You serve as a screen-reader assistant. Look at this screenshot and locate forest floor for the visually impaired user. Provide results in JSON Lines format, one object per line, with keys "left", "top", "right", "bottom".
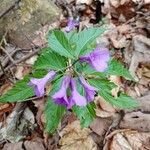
{"left": 0, "top": 0, "right": 150, "bottom": 149}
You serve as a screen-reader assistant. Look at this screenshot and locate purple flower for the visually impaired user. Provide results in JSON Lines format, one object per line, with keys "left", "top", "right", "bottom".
{"left": 52, "top": 75, "right": 71, "bottom": 107}
{"left": 69, "top": 78, "right": 87, "bottom": 107}
{"left": 28, "top": 71, "right": 56, "bottom": 97}
{"left": 79, "top": 76, "right": 97, "bottom": 102}
{"left": 80, "top": 46, "right": 110, "bottom": 72}
{"left": 65, "top": 18, "right": 79, "bottom": 32}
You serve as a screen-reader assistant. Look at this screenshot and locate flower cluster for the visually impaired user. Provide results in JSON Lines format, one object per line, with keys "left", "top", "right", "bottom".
{"left": 52, "top": 75, "right": 97, "bottom": 109}
{"left": 28, "top": 46, "right": 110, "bottom": 108}
{"left": 28, "top": 19, "right": 110, "bottom": 108}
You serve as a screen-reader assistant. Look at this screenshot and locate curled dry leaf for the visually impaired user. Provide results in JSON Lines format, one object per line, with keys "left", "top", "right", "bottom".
{"left": 104, "top": 129, "right": 150, "bottom": 150}
{"left": 120, "top": 111, "right": 150, "bottom": 132}
{"left": 90, "top": 117, "right": 113, "bottom": 136}
{"left": 2, "top": 142, "right": 23, "bottom": 150}
{"left": 59, "top": 120, "right": 97, "bottom": 150}
{"left": 76, "top": 0, "right": 93, "bottom": 5}
{"left": 0, "top": 103, "right": 35, "bottom": 142}
{"left": 109, "top": 75, "right": 122, "bottom": 98}
{"left": 95, "top": 96, "right": 116, "bottom": 118}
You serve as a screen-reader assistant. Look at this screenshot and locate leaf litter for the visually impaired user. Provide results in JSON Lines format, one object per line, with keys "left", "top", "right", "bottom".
{"left": 0, "top": 0, "right": 150, "bottom": 149}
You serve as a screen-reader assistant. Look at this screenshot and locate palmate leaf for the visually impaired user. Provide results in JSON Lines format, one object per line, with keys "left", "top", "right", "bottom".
{"left": 75, "top": 27, "right": 106, "bottom": 56}
{"left": 106, "top": 59, "right": 134, "bottom": 80}
{"left": 48, "top": 30, "right": 75, "bottom": 59}
{"left": 34, "top": 49, "right": 67, "bottom": 70}
{"left": 0, "top": 77, "right": 34, "bottom": 103}
{"left": 99, "top": 91, "right": 138, "bottom": 109}
{"left": 72, "top": 102, "right": 96, "bottom": 127}
{"left": 44, "top": 77, "right": 66, "bottom": 133}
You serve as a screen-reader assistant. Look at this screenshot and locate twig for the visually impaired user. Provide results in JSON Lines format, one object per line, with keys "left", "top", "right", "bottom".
{"left": 0, "top": 0, "right": 21, "bottom": 19}
{"left": 0, "top": 31, "right": 7, "bottom": 46}
{"left": 0, "top": 46, "right": 15, "bottom": 63}
{"left": 0, "top": 59, "right": 14, "bottom": 83}
{"left": 0, "top": 46, "right": 43, "bottom": 77}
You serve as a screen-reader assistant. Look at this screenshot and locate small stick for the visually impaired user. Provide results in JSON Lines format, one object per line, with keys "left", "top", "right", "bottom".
{"left": 0, "top": 46, "right": 43, "bottom": 77}
{"left": 0, "top": 46, "right": 15, "bottom": 63}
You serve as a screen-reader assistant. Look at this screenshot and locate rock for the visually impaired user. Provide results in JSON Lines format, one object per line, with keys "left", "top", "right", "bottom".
{"left": 0, "top": 0, "right": 60, "bottom": 48}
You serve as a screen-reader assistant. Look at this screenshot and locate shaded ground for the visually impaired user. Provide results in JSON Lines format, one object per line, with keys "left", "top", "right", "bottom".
{"left": 0, "top": 0, "right": 150, "bottom": 149}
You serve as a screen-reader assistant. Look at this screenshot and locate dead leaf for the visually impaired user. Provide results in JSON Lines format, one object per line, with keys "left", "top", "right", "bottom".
{"left": 109, "top": 75, "right": 122, "bottom": 98}
{"left": 24, "top": 137, "right": 45, "bottom": 150}
{"left": 120, "top": 111, "right": 150, "bottom": 131}
{"left": 76, "top": 0, "right": 93, "bottom": 5}
{"left": 90, "top": 117, "right": 112, "bottom": 136}
{"left": 105, "top": 130, "right": 150, "bottom": 150}
{"left": 0, "top": 82, "right": 13, "bottom": 95}
{"left": 59, "top": 120, "right": 97, "bottom": 150}
{"left": 0, "top": 103, "right": 35, "bottom": 142}
{"left": 3, "top": 142, "right": 23, "bottom": 150}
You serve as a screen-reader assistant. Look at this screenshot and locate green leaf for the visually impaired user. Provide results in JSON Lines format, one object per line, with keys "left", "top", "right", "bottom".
{"left": 0, "top": 77, "right": 34, "bottom": 103}
{"left": 88, "top": 78, "right": 117, "bottom": 93}
{"left": 75, "top": 27, "right": 106, "bottom": 56}
{"left": 106, "top": 59, "right": 134, "bottom": 80}
{"left": 48, "top": 30, "right": 75, "bottom": 59}
{"left": 72, "top": 102, "right": 96, "bottom": 127}
{"left": 44, "top": 77, "right": 66, "bottom": 133}
{"left": 0, "top": 70, "right": 49, "bottom": 103}
{"left": 34, "top": 49, "right": 67, "bottom": 70}
{"left": 99, "top": 91, "right": 138, "bottom": 109}
{"left": 45, "top": 98, "right": 66, "bottom": 133}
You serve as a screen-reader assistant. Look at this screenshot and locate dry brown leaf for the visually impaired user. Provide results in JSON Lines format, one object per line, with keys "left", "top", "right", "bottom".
{"left": 98, "top": 97, "right": 116, "bottom": 113}
{"left": 33, "top": 98, "right": 46, "bottom": 130}
{"left": 109, "top": 75, "right": 122, "bottom": 98}
{"left": 15, "top": 65, "right": 31, "bottom": 80}
{"left": 59, "top": 120, "right": 97, "bottom": 150}
{"left": 2, "top": 142, "right": 23, "bottom": 150}
{"left": 0, "top": 82, "right": 13, "bottom": 95}
{"left": 120, "top": 111, "right": 150, "bottom": 131}
{"left": 105, "top": 130, "right": 150, "bottom": 150}
{"left": 24, "top": 138, "right": 45, "bottom": 150}
{"left": 90, "top": 117, "right": 112, "bottom": 136}
{"left": 76, "top": 0, "right": 93, "bottom": 5}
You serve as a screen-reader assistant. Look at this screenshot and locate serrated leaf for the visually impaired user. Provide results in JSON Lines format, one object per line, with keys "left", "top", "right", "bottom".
{"left": 0, "top": 77, "right": 34, "bottom": 103}
{"left": 0, "top": 70, "right": 48, "bottom": 103}
{"left": 88, "top": 78, "right": 117, "bottom": 93}
{"left": 34, "top": 50, "right": 67, "bottom": 70}
{"left": 45, "top": 77, "right": 66, "bottom": 133}
{"left": 99, "top": 91, "right": 138, "bottom": 109}
{"left": 48, "top": 30, "right": 75, "bottom": 59}
{"left": 75, "top": 27, "right": 106, "bottom": 56}
{"left": 72, "top": 102, "right": 96, "bottom": 127}
{"left": 45, "top": 98, "right": 66, "bottom": 133}
{"left": 106, "top": 59, "right": 134, "bottom": 80}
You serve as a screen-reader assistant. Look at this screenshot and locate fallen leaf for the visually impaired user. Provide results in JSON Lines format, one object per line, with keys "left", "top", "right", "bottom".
{"left": 76, "top": 0, "right": 93, "bottom": 5}
{"left": 105, "top": 130, "right": 150, "bottom": 150}
{"left": 120, "top": 111, "right": 150, "bottom": 131}
{"left": 59, "top": 120, "right": 97, "bottom": 150}
{"left": 90, "top": 117, "right": 112, "bottom": 136}
{"left": 24, "top": 137, "right": 45, "bottom": 150}
{"left": 2, "top": 142, "right": 23, "bottom": 150}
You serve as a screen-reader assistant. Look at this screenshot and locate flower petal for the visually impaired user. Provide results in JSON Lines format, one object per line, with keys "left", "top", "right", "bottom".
{"left": 28, "top": 71, "right": 56, "bottom": 97}
{"left": 79, "top": 76, "right": 97, "bottom": 102}
{"left": 65, "top": 18, "right": 79, "bottom": 32}
{"left": 52, "top": 75, "right": 71, "bottom": 105}
{"left": 70, "top": 78, "right": 87, "bottom": 106}
{"left": 80, "top": 46, "right": 110, "bottom": 72}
